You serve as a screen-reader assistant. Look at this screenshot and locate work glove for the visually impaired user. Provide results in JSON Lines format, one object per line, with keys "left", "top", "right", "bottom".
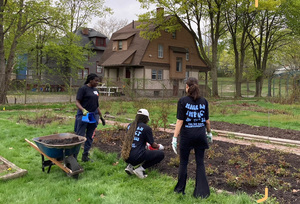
{"left": 100, "top": 117, "right": 106, "bottom": 126}
{"left": 207, "top": 132, "right": 213, "bottom": 143}
{"left": 172, "top": 137, "right": 177, "bottom": 154}
{"left": 158, "top": 144, "right": 164, "bottom": 150}
{"left": 82, "top": 109, "right": 88, "bottom": 116}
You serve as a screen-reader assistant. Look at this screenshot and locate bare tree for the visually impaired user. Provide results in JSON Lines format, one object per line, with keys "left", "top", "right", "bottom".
{"left": 94, "top": 17, "right": 129, "bottom": 39}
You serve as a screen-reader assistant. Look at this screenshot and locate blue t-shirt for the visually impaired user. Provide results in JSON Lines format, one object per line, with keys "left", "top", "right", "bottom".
{"left": 177, "top": 96, "right": 209, "bottom": 148}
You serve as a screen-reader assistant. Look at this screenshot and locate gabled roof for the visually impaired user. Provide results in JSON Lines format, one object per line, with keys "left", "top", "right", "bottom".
{"left": 99, "top": 21, "right": 150, "bottom": 67}
{"left": 75, "top": 28, "right": 108, "bottom": 51}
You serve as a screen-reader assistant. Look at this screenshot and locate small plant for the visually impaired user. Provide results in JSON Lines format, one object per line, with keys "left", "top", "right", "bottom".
{"left": 228, "top": 146, "right": 240, "bottom": 154}
{"left": 168, "top": 156, "right": 180, "bottom": 167}
{"left": 206, "top": 164, "right": 219, "bottom": 175}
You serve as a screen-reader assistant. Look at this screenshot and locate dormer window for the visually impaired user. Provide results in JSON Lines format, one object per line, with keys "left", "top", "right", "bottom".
{"left": 96, "top": 37, "right": 106, "bottom": 47}
{"left": 118, "top": 41, "right": 123, "bottom": 50}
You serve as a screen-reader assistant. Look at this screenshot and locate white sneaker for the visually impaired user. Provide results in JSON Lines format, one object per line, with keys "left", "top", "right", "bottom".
{"left": 125, "top": 164, "right": 134, "bottom": 175}
{"left": 133, "top": 166, "right": 147, "bottom": 179}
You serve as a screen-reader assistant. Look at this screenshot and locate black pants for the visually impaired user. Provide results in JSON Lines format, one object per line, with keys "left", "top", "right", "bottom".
{"left": 174, "top": 143, "right": 210, "bottom": 198}
{"left": 126, "top": 150, "right": 164, "bottom": 169}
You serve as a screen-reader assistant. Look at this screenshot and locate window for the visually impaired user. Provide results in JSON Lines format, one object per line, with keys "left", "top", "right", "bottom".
{"left": 96, "top": 37, "right": 106, "bottom": 47}
{"left": 118, "top": 41, "right": 123, "bottom": 50}
{"left": 152, "top": 69, "right": 163, "bottom": 80}
{"left": 152, "top": 70, "right": 157, "bottom": 80}
{"left": 158, "top": 44, "right": 163, "bottom": 58}
{"left": 186, "top": 71, "right": 190, "bottom": 79}
{"left": 96, "top": 64, "right": 103, "bottom": 74}
{"left": 186, "top": 48, "right": 189, "bottom": 61}
{"left": 172, "top": 31, "right": 176, "bottom": 39}
{"left": 176, "top": 57, "right": 182, "bottom": 72}
{"left": 78, "top": 68, "right": 89, "bottom": 79}
{"left": 83, "top": 68, "right": 89, "bottom": 79}
{"left": 157, "top": 70, "right": 163, "bottom": 80}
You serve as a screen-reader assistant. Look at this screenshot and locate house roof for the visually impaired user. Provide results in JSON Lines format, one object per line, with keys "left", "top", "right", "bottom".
{"left": 99, "top": 19, "right": 209, "bottom": 70}
{"left": 99, "top": 21, "right": 150, "bottom": 67}
{"left": 75, "top": 28, "right": 108, "bottom": 51}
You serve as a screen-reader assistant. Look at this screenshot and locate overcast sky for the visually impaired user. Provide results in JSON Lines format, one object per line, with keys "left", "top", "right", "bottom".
{"left": 89, "top": 0, "right": 156, "bottom": 27}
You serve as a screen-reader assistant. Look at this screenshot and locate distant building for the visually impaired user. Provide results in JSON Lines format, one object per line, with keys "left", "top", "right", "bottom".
{"left": 99, "top": 11, "right": 210, "bottom": 97}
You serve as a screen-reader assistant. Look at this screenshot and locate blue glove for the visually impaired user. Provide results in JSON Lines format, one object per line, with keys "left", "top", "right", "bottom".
{"left": 172, "top": 137, "right": 177, "bottom": 154}
{"left": 207, "top": 132, "right": 213, "bottom": 143}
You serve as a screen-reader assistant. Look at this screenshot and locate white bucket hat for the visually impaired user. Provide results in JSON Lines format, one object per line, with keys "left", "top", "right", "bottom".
{"left": 137, "top": 109, "right": 150, "bottom": 120}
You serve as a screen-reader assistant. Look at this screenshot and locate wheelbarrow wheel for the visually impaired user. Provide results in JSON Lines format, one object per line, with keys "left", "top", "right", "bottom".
{"left": 65, "top": 156, "right": 81, "bottom": 179}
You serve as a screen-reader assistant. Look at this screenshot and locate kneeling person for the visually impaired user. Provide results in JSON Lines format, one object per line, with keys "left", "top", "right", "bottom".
{"left": 121, "top": 109, "right": 165, "bottom": 179}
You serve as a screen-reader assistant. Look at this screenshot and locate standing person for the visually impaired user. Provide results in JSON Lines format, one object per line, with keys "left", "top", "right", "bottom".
{"left": 121, "top": 109, "right": 165, "bottom": 179}
{"left": 75, "top": 73, "right": 105, "bottom": 162}
{"left": 171, "top": 77, "right": 212, "bottom": 198}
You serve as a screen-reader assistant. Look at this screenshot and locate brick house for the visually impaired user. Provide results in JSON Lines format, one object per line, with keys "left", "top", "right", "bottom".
{"left": 98, "top": 16, "right": 210, "bottom": 97}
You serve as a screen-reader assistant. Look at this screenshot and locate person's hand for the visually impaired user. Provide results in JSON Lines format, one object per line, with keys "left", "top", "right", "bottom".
{"left": 172, "top": 137, "right": 177, "bottom": 154}
{"left": 158, "top": 144, "right": 164, "bottom": 150}
{"left": 82, "top": 109, "right": 88, "bottom": 116}
{"left": 100, "top": 117, "right": 105, "bottom": 126}
{"left": 207, "top": 132, "right": 213, "bottom": 143}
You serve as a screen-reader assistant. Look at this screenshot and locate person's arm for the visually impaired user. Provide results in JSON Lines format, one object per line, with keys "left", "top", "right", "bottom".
{"left": 97, "top": 107, "right": 102, "bottom": 118}
{"left": 76, "top": 100, "right": 84, "bottom": 112}
{"left": 206, "top": 119, "right": 211, "bottom": 133}
{"left": 173, "top": 119, "right": 184, "bottom": 138}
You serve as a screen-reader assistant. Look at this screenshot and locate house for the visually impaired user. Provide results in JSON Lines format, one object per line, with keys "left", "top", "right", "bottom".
{"left": 13, "top": 27, "right": 108, "bottom": 92}
{"left": 98, "top": 12, "right": 210, "bottom": 97}
{"left": 74, "top": 27, "right": 108, "bottom": 85}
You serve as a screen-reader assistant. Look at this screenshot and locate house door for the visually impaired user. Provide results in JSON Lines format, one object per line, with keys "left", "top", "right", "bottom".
{"left": 126, "top": 68, "right": 131, "bottom": 85}
{"left": 173, "top": 80, "right": 179, "bottom": 96}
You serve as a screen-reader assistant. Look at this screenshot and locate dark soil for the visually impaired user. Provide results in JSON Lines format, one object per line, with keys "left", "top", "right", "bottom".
{"left": 211, "top": 121, "right": 300, "bottom": 141}
{"left": 38, "top": 137, "right": 80, "bottom": 145}
{"left": 93, "top": 122, "right": 300, "bottom": 204}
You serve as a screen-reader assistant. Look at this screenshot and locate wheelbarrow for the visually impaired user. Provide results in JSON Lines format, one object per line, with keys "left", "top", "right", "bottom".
{"left": 25, "top": 133, "right": 86, "bottom": 179}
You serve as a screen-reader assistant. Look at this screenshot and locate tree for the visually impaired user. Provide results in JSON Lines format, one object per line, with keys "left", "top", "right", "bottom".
{"left": 0, "top": 0, "right": 61, "bottom": 104}
{"left": 56, "top": 0, "right": 112, "bottom": 33}
{"left": 283, "top": 0, "right": 300, "bottom": 35}
{"left": 247, "top": 1, "right": 292, "bottom": 97}
{"left": 224, "top": 0, "right": 256, "bottom": 97}
{"left": 137, "top": 0, "right": 227, "bottom": 97}
{"left": 95, "top": 17, "right": 129, "bottom": 39}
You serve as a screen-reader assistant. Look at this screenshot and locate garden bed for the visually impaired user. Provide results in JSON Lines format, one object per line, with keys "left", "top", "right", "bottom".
{"left": 93, "top": 125, "right": 300, "bottom": 204}
{"left": 0, "top": 156, "right": 27, "bottom": 181}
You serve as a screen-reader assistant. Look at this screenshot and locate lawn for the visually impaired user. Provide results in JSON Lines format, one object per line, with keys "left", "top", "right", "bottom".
{"left": 1, "top": 99, "right": 299, "bottom": 203}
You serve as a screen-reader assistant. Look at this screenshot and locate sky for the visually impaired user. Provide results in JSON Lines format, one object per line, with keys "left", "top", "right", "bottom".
{"left": 90, "top": 0, "right": 156, "bottom": 26}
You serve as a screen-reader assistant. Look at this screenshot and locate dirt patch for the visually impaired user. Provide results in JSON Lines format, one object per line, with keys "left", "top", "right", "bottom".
{"left": 211, "top": 121, "right": 300, "bottom": 141}
{"left": 18, "top": 114, "right": 65, "bottom": 127}
{"left": 93, "top": 126, "right": 300, "bottom": 204}
{"left": 38, "top": 137, "right": 80, "bottom": 145}
{"left": 0, "top": 162, "right": 9, "bottom": 173}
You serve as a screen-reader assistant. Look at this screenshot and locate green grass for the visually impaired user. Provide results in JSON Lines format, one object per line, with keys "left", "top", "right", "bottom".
{"left": 1, "top": 98, "right": 298, "bottom": 203}
{"left": 0, "top": 104, "right": 260, "bottom": 204}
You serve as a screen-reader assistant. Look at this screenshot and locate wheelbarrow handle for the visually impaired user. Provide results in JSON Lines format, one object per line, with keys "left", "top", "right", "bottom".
{"left": 25, "top": 138, "right": 72, "bottom": 174}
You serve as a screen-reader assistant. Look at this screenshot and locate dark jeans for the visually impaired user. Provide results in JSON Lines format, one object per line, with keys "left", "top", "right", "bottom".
{"left": 174, "top": 141, "right": 210, "bottom": 198}
{"left": 75, "top": 115, "right": 98, "bottom": 155}
{"left": 126, "top": 150, "right": 164, "bottom": 169}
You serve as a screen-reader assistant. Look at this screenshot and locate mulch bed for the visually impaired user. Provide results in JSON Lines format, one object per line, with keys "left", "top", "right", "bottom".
{"left": 93, "top": 122, "right": 300, "bottom": 204}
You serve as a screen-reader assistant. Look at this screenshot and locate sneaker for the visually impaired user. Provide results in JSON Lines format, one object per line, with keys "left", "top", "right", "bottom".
{"left": 125, "top": 164, "right": 134, "bottom": 175}
{"left": 133, "top": 166, "right": 148, "bottom": 179}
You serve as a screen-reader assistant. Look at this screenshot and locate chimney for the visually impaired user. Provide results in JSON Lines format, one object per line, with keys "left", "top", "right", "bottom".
{"left": 132, "top": 20, "right": 134, "bottom": 29}
{"left": 156, "top": 7, "right": 164, "bottom": 18}
{"left": 82, "top": 28, "right": 89, "bottom": 35}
